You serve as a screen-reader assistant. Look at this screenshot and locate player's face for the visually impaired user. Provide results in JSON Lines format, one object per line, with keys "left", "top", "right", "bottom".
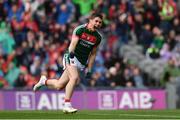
{"left": 91, "top": 17, "right": 102, "bottom": 29}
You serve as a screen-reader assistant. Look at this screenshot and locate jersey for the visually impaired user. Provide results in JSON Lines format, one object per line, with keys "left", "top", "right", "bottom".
{"left": 72, "top": 24, "right": 102, "bottom": 65}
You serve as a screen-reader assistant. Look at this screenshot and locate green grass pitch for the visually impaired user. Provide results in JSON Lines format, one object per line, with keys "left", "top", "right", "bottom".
{"left": 0, "top": 110, "right": 180, "bottom": 119}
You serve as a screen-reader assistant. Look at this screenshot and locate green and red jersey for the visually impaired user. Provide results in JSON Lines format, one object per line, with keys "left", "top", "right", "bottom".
{"left": 72, "top": 24, "right": 102, "bottom": 65}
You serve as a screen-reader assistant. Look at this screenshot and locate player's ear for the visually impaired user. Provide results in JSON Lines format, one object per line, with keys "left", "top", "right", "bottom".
{"left": 100, "top": 20, "right": 105, "bottom": 28}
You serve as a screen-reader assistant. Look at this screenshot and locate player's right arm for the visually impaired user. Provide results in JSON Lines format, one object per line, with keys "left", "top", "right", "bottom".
{"left": 68, "top": 25, "right": 83, "bottom": 53}
{"left": 64, "top": 34, "right": 79, "bottom": 67}
{"left": 65, "top": 33, "right": 79, "bottom": 65}
{"left": 68, "top": 34, "right": 79, "bottom": 53}
{"left": 65, "top": 25, "right": 84, "bottom": 63}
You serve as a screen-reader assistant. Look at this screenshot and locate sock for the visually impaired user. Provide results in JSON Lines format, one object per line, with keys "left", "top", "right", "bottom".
{"left": 40, "top": 75, "right": 47, "bottom": 85}
{"left": 65, "top": 99, "right": 71, "bottom": 102}
{"left": 45, "top": 79, "right": 48, "bottom": 86}
{"left": 64, "top": 99, "right": 71, "bottom": 107}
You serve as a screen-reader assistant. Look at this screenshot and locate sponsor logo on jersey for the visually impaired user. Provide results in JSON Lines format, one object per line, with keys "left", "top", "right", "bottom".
{"left": 80, "top": 33, "right": 97, "bottom": 43}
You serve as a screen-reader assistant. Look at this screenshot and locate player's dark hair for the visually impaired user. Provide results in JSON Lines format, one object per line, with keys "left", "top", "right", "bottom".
{"left": 89, "top": 12, "right": 103, "bottom": 20}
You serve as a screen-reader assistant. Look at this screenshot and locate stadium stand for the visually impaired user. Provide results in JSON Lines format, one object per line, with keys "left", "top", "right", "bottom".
{"left": 0, "top": 0, "right": 179, "bottom": 90}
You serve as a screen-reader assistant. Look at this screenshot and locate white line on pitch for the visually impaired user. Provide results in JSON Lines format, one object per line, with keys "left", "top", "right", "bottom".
{"left": 83, "top": 113, "right": 180, "bottom": 119}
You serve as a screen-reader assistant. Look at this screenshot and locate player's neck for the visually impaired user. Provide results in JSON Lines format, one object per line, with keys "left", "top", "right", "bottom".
{"left": 87, "top": 23, "right": 95, "bottom": 31}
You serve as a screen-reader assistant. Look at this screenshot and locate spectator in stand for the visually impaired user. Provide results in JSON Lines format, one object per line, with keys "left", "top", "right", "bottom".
{"left": 172, "top": 42, "right": 180, "bottom": 67}
{"left": 166, "top": 30, "right": 177, "bottom": 51}
{"left": 72, "top": 0, "right": 96, "bottom": 16}
{"left": 139, "top": 24, "right": 153, "bottom": 51}
{"left": 0, "top": 0, "right": 6, "bottom": 21}
{"left": 6, "top": 1, "right": 24, "bottom": 22}
{"left": 107, "top": 62, "right": 125, "bottom": 88}
{"left": 56, "top": 3, "right": 74, "bottom": 25}
{"left": 122, "top": 67, "right": 135, "bottom": 88}
{"left": 172, "top": 17, "right": 180, "bottom": 35}
{"left": 161, "top": 58, "right": 180, "bottom": 87}
{"left": 144, "top": 0, "right": 160, "bottom": 27}
{"left": 107, "top": 22, "right": 119, "bottom": 52}
{"left": 152, "top": 26, "right": 165, "bottom": 50}
{"left": 107, "top": 67, "right": 119, "bottom": 87}
{"left": 160, "top": 43, "right": 172, "bottom": 61}
{"left": 116, "top": 13, "right": 130, "bottom": 44}
{"left": 0, "top": 21, "right": 15, "bottom": 55}
{"left": 158, "top": 0, "right": 177, "bottom": 34}
{"left": 132, "top": 66, "right": 146, "bottom": 88}
{"left": 134, "top": 12, "right": 144, "bottom": 43}
{"left": 146, "top": 44, "right": 160, "bottom": 59}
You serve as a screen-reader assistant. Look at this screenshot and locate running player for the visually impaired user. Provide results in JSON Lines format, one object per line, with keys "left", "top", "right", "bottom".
{"left": 33, "top": 12, "right": 103, "bottom": 113}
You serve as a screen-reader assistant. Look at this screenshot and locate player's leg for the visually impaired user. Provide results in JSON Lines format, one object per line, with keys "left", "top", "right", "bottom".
{"left": 63, "top": 64, "right": 79, "bottom": 113}
{"left": 45, "top": 70, "right": 69, "bottom": 90}
{"left": 65, "top": 65, "right": 79, "bottom": 100}
{"left": 33, "top": 70, "right": 69, "bottom": 91}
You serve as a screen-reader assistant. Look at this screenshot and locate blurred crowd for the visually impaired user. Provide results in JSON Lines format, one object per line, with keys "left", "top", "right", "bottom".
{"left": 0, "top": 0, "right": 179, "bottom": 89}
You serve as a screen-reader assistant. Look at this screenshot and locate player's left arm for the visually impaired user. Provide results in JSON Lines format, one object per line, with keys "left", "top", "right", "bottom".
{"left": 87, "top": 33, "right": 102, "bottom": 72}
{"left": 86, "top": 33, "right": 102, "bottom": 78}
{"left": 87, "top": 44, "right": 99, "bottom": 72}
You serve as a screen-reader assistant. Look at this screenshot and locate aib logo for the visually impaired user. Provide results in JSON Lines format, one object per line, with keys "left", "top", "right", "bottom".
{"left": 16, "top": 92, "right": 35, "bottom": 110}
{"left": 98, "top": 91, "right": 117, "bottom": 110}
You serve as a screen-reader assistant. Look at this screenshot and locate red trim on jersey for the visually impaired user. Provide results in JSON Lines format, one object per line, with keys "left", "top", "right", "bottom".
{"left": 72, "top": 34, "right": 79, "bottom": 40}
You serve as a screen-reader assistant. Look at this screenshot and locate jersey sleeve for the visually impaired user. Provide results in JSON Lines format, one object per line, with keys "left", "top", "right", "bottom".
{"left": 94, "top": 33, "right": 102, "bottom": 47}
{"left": 72, "top": 26, "right": 83, "bottom": 37}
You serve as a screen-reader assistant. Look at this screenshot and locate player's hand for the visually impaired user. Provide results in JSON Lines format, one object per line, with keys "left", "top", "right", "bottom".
{"left": 85, "top": 71, "right": 93, "bottom": 79}
{"left": 64, "top": 51, "right": 75, "bottom": 64}
{"left": 69, "top": 52, "right": 75, "bottom": 59}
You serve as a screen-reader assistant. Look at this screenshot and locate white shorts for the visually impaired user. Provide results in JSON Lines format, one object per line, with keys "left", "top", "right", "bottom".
{"left": 63, "top": 55, "right": 85, "bottom": 71}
